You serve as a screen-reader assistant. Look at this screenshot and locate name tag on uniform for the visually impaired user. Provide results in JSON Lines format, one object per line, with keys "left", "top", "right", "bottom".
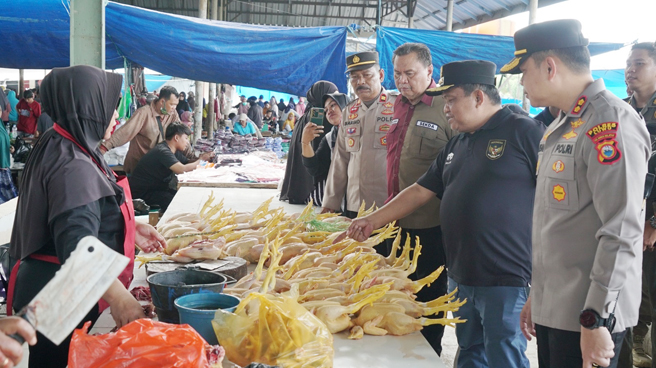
{"left": 416, "top": 120, "right": 438, "bottom": 131}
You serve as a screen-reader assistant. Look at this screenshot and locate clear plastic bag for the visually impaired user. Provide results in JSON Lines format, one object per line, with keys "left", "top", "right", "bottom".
{"left": 213, "top": 291, "right": 334, "bottom": 368}
{"left": 68, "top": 319, "right": 219, "bottom": 368}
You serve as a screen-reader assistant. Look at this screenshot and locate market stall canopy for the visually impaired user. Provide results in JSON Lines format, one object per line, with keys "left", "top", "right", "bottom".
{"left": 114, "top": 0, "right": 567, "bottom": 31}
{"left": 105, "top": 2, "right": 347, "bottom": 96}
{"left": 376, "top": 26, "right": 626, "bottom": 90}
{"left": 0, "top": 1, "right": 348, "bottom": 97}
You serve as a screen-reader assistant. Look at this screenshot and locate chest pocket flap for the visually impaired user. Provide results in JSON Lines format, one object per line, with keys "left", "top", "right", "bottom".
{"left": 410, "top": 122, "right": 442, "bottom": 158}
{"left": 344, "top": 124, "right": 361, "bottom": 152}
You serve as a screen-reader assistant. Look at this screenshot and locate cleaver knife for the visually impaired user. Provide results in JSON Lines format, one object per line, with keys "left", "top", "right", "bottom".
{"left": 11, "top": 236, "right": 129, "bottom": 345}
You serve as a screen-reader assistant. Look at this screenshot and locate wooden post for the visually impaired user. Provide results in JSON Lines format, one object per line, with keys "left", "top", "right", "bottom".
{"left": 193, "top": 0, "right": 209, "bottom": 142}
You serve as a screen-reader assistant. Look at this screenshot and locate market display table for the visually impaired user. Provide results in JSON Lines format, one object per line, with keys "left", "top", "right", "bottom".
{"left": 159, "top": 187, "right": 446, "bottom": 368}
{"left": 175, "top": 152, "right": 285, "bottom": 190}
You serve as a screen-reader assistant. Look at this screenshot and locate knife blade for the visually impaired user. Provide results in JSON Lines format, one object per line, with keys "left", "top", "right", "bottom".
{"left": 14, "top": 236, "right": 129, "bottom": 345}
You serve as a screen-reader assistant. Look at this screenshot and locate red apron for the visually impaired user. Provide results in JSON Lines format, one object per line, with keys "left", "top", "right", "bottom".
{"left": 7, "top": 123, "right": 135, "bottom": 315}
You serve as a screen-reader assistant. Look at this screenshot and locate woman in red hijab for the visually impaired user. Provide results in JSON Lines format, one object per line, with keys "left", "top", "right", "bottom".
{"left": 8, "top": 65, "right": 165, "bottom": 368}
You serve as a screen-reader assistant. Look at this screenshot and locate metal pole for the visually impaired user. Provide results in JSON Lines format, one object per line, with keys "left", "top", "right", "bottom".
{"left": 446, "top": 0, "right": 454, "bottom": 31}
{"left": 522, "top": 0, "right": 538, "bottom": 111}
{"left": 207, "top": 0, "right": 218, "bottom": 138}
{"left": 18, "top": 69, "right": 24, "bottom": 97}
{"left": 194, "top": 0, "right": 209, "bottom": 142}
{"left": 377, "top": 0, "right": 381, "bottom": 25}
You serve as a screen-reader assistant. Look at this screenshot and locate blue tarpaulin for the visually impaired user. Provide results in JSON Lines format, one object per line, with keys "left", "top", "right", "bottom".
{"left": 0, "top": 1, "right": 347, "bottom": 97}
{"left": 376, "top": 26, "right": 626, "bottom": 90}
{"left": 105, "top": 2, "right": 347, "bottom": 97}
{"left": 592, "top": 69, "right": 628, "bottom": 99}
{"left": 0, "top": 0, "right": 124, "bottom": 69}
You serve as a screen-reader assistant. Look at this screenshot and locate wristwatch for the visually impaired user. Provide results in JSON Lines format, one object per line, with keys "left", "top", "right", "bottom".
{"left": 580, "top": 309, "right": 616, "bottom": 331}
{"left": 649, "top": 216, "right": 656, "bottom": 229}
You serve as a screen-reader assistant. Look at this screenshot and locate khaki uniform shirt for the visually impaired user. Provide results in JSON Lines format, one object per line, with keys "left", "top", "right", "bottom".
{"left": 103, "top": 105, "right": 193, "bottom": 173}
{"left": 531, "top": 79, "right": 651, "bottom": 332}
{"left": 628, "top": 91, "right": 656, "bottom": 150}
{"left": 323, "top": 90, "right": 397, "bottom": 212}
{"left": 391, "top": 95, "right": 453, "bottom": 229}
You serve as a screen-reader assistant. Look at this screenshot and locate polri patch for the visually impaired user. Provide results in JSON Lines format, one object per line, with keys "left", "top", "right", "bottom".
{"left": 378, "top": 124, "right": 390, "bottom": 132}
{"left": 416, "top": 121, "right": 439, "bottom": 131}
{"left": 552, "top": 160, "right": 565, "bottom": 173}
{"left": 586, "top": 122, "right": 621, "bottom": 165}
{"left": 486, "top": 139, "right": 506, "bottom": 160}
{"left": 348, "top": 113, "right": 358, "bottom": 120}
{"left": 347, "top": 127, "right": 357, "bottom": 135}
{"left": 552, "top": 184, "right": 566, "bottom": 202}
{"left": 347, "top": 137, "right": 356, "bottom": 147}
{"left": 380, "top": 136, "right": 387, "bottom": 146}
{"left": 553, "top": 143, "right": 574, "bottom": 156}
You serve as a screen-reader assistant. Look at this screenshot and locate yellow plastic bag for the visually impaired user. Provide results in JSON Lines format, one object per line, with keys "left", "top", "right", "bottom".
{"left": 212, "top": 291, "right": 334, "bottom": 368}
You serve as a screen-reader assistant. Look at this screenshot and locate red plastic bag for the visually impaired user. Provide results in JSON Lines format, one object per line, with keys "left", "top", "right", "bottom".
{"left": 68, "top": 319, "right": 218, "bottom": 368}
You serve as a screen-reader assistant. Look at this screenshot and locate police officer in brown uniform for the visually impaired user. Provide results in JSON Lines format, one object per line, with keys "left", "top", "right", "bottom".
{"left": 503, "top": 20, "right": 651, "bottom": 368}
{"left": 322, "top": 51, "right": 397, "bottom": 218}
{"left": 386, "top": 42, "right": 455, "bottom": 354}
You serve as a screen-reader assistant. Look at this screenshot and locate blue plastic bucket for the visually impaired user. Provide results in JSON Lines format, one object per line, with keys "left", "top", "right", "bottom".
{"left": 147, "top": 270, "right": 228, "bottom": 323}
{"left": 174, "top": 293, "right": 240, "bottom": 345}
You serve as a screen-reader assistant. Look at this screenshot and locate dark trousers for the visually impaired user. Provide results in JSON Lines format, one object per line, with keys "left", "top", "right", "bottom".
{"left": 385, "top": 226, "right": 447, "bottom": 355}
{"left": 536, "top": 324, "right": 626, "bottom": 368}
{"left": 619, "top": 250, "right": 656, "bottom": 368}
{"left": 136, "top": 188, "right": 177, "bottom": 212}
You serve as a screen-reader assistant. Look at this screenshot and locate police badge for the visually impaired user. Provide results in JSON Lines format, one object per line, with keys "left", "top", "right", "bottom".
{"left": 486, "top": 139, "right": 507, "bottom": 160}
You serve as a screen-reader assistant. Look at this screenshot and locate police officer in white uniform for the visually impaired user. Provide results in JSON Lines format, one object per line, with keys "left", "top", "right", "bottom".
{"left": 322, "top": 51, "right": 397, "bottom": 219}
{"left": 502, "top": 19, "right": 651, "bottom": 368}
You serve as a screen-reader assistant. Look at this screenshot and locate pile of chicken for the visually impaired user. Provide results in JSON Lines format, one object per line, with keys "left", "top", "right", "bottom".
{"left": 220, "top": 203, "right": 467, "bottom": 338}
{"left": 137, "top": 194, "right": 284, "bottom": 265}
{"left": 144, "top": 194, "right": 467, "bottom": 338}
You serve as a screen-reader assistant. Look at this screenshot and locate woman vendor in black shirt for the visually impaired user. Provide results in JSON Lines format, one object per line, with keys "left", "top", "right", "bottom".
{"left": 7, "top": 65, "right": 165, "bottom": 368}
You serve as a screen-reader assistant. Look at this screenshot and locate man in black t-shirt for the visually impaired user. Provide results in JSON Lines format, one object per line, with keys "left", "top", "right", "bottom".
{"left": 129, "top": 123, "right": 212, "bottom": 211}
{"left": 342, "top": 60, "right": 545, "bottom": 368}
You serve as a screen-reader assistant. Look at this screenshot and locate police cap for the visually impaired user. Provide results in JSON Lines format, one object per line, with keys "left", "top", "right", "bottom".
{"left": 426, "top": 60, "right": 497, "bottom": 96}
{"left": 346, "top": 51, "right": 379, "bottom": 73}
{"left": 501, "top": 19, "right": 589, "bottom": 74}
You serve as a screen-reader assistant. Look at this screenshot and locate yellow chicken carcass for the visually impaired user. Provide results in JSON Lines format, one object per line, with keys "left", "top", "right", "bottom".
{"left": 284, "top": 251, "right": 323, "bottom": 272}
{"left": 289, "top": 266, "right": 333, "bottom": 280}
{"left": 274, "top": 243, "right": 309, "bottom": 266}
{"left": 368, "top": 311, "right": 465, "bottom": 336}
{"left": 313, "top": 287, "right": 387, "bottom": 333}
{"left": 299, "top": 288, "right": 346, "bottom": 302}
{"left": 365, "top": 265, "right": 444, "bottom": 294}
{"left": 300, "top": 300, "right": 341, "bottom": 313}
{"left": 225, "top": 237, "right": 260, "bottom": 257}
{"left": 352, "top": 303, "right": 406, "bottom": 327}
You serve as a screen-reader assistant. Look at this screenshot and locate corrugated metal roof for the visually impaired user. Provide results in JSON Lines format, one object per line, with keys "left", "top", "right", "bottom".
{"left": 113, "top": 0, "right": 566, "bottom": 30}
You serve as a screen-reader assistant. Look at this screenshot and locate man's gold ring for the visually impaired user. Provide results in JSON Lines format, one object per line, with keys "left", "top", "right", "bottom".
{"left": 592, "top": 364, "right": 600, "bottom": 368}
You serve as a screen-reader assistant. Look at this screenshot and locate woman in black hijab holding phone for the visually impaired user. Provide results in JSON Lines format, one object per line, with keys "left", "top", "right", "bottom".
{"left": 7, "top": 65, "right": 165, "bottom": 367}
